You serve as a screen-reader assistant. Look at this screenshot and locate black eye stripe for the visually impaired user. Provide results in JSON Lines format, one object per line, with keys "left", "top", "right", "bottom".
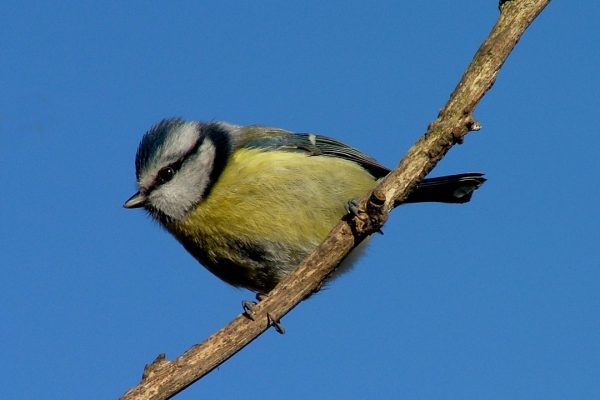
{"left": 144, "top": 123, "right": 232, "bottom": 198}
{"left": 178, "top": 134, "right": 205, "bottom": 169}
{"left": 166, "top": 159, "right": 183, "bottom": 174}
{"left": 149, "top": 133, "right": 207, "bottom": 190}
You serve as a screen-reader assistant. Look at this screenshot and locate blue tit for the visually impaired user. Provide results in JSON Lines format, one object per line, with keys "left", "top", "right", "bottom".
{"left": 124, "top": 119, "right": 485, "bottom": 294}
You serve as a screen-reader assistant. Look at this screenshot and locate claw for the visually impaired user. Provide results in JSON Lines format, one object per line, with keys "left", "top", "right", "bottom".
{"left": 244, "top": 293, "right": 285, "bottom": 333}
{"left": 242, "top": 292, "right": 270, "bottom": 320}
{"left": 242, "top": 300, "right": 257, "bottom": 321}
{"left": 267, "top": 313, "right": 285, "bottom": 334}
{"left": 345, "top": 198, "right": 362, "bottom": 217}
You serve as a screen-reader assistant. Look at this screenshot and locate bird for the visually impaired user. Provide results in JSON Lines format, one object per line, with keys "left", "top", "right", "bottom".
{"left": 124, "top": 118, "right": 485, "bottom": 294}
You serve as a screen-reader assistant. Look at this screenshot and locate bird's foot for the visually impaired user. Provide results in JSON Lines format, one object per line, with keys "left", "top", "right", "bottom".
{"left": 345, "top": 198, "right": 362, "bottom": 217}
{"left": 267, "top": 313, "right": 285, "bottom": 335}
{"left": 242, "top": 293, "right": 285, "bottom": 334}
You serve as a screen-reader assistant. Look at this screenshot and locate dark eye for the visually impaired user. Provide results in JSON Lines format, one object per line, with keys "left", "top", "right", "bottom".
{"left": 157, "top": 166, "right": 175, "bottom": 184}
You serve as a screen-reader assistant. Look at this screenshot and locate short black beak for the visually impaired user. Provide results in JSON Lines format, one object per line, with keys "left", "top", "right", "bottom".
{"left": 123, "top": 192, "right": 147, "bottom": 209}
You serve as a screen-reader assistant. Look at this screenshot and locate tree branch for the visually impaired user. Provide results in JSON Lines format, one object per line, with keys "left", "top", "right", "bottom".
{"left": 119, "top": 1, "right": 550, "bottom": 399}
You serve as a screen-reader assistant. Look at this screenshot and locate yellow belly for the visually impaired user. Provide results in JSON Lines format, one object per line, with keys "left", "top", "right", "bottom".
{"left": 166, "top": 148, "right": 378, "bottom": 291}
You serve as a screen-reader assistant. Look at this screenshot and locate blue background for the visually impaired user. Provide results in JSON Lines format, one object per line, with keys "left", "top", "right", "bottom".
{"left": 2, "top": 1, "right": 598, "bottom": 399}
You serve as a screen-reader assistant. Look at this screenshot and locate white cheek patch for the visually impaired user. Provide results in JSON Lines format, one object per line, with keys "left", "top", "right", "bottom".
{"left": 149, "top": 138, "right": 217, "bottom": 220}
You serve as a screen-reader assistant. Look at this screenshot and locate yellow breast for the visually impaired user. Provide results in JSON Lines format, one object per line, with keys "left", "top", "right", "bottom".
{"left": 166, "top": 148, "right": 378, "bottom": 283}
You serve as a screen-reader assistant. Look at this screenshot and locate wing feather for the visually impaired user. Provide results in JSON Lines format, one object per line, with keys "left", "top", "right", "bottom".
{"left": 237, "top": 126, "right": 391, "bottom": 178}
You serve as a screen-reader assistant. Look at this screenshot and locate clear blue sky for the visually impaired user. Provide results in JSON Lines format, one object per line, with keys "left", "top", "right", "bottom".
{"left": 2, "top": 2, "right": 598, "bottom": 399}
